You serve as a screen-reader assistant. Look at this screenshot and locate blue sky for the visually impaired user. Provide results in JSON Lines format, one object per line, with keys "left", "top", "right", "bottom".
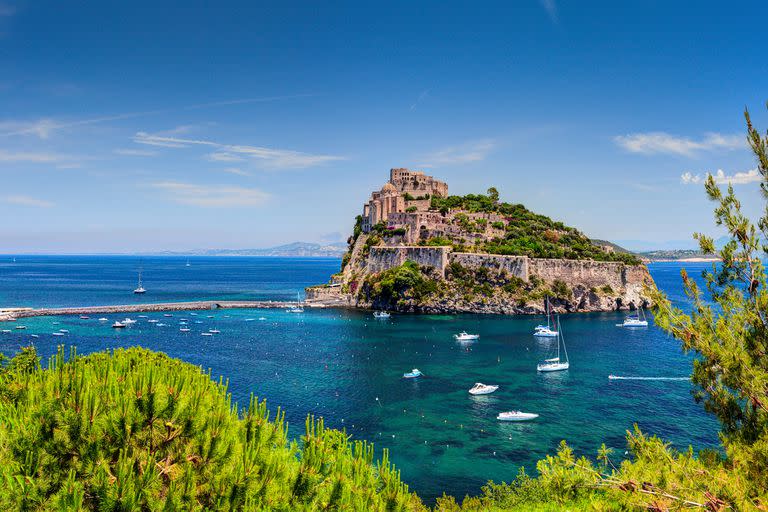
{"left": 1, "top": 1, "right": 767, "bottom": 253}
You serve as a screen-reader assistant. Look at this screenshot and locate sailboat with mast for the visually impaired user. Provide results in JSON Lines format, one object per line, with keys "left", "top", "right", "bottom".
{"left": 537, "top": 314, "right": 569, "bottom": 372}
{"left": 620, "top": 305, "right": 648, "bottom": 327}
{"left": 133, "top": 268, "right": 146, "bottom": 294}
{"left": 533, "top": 297, "right": 558, "bottom": 337}
{"left": 286, "top": 292, "right": 304, "bottom": 313}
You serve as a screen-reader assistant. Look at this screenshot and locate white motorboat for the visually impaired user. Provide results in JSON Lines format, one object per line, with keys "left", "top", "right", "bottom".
{"left": 454, "top": 331, "right": 480, "bottom": 341}
{"left": 201, "top": 332, "right": 213, "bottom": 336}
{"left": 373, "top": 311, "right": 391, "bottom": 319}
{"left": 620, "top": 306, "right": 649, "bottom": 327}
{"left": 534, "top": 298, "right": 558, "bottom": 337}
{"left": 98, "top": 317, "right": 108, "bottom": 322}
{"left": 112, "top": 321, "right": 126, "bottom": 329}
{"left": 15, "top": 325, "right": 26, "bottom": 330}
{"left": 403, "top": 368, "right": 422, "bottom": 379}
{"left": 80, "top": 315, "right": 89, "bottom": 320}
{"left": 148, "top": 319, "right": 158, "bottom": 323}
{"left": 537, "top": 314, "right": 570, "bottom": 372}
{"left": 208, "top": 329, "right": 221, "bottom": 334}
{"left": 497, "top": 411, "right": 539, "bottom": 422}
{"left": 180, "top": 328, "right": 191, "bottom": 332}
{"left": 133, "top": 268, "right": 146, "bottom": 294}
{"left": 58, "top": 329, "right": 69, "bottom": 333}
{"left": 0, "top": 329, "right": 10, "bottom": 334}
{"left": 164, "top": 314, "right": 173, "bottom": 317}
{"left": 121, "top": 318, "right": 137, "bottom": 325}
{"left": 468, "top": 383, "right": 498, "bottom": 395}
{"left": 52, "top": 332, "right": 65, "bottom": 336}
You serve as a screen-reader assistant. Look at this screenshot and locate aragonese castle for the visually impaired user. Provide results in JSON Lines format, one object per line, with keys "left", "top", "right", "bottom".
{"left": 308, "top": 168, "right": 653, "bottom": 315}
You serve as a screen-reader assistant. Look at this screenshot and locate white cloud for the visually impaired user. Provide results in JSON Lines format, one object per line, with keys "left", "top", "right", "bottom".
{"left": 3, "top": 195, "right": 54, "bottom": 208}
{"left": 681, "top": 168, "right": 761, "bottom": 185}
{"left": 418, "top": 140, "right": 495, "bottom": 167}
{"left": 149, "top": 181, "right": 269, "bottom": 207}
{"left": 114, "top": 148, "right": 158, "bottom": 156}
{"left": 614, "top": 132, "right": 744, "bottom": 157}
{"left": 539, "top": 0, "right": 558, "bottom": 23}
{"left": 0, "top": 95, "right": 313, "bottom": 139}
{"left": 0, "top": 149, "right": 70, "bottom": 163}
{"left": 206, "top": 151, "right": 244, "bottom": 162}
{"left": 134, "top": 132, "right": 345, "bottom": 169}
{"left": 221, "top": 167, "right": 251, "bottom": 176}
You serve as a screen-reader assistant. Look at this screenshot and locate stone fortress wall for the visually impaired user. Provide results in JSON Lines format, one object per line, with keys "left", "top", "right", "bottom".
{"left": 367, "top": 246, "right": 645, "bottom": 291}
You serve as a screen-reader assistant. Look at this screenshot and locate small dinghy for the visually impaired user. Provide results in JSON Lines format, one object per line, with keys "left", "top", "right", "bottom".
{"left": 80, "top": 315, "right": 90, "bottom": 320}
{"left": 179, "top": 328, "right": 191, "bottom": 332}
{"left": 373, "top": 311, "right": 391, "bottom": 319}
{"left": 15, "top": 325, "right": 26, "bottom": 330}
{"left": 112, "top": 321, "right": 126, "bottom": 329}
{"left": 58, "top": 329, "right": 69, "bottom": 333}
{"left": 201, "top": 332, "right": 213, "bottom": 336}
{"left": 497, "top": 411, "right": 539, "bottom": 422}
{"left": 469, "top": 383, "right": 499, "bottom": 395}
{"left": 209, "top": 329, "right": 221, "bottom": 334}
{"left": 403, "top": 368, "right": 422, "bottom": 379}
{"left": 0, "top": 329, "right": 11, "bottom": 334}
{"left": 164, "top": 314, "right": 173, "bottom": 317}
{"left": 30, "top": 334, "right": 39, "bottom": 338}
{"left": 98, "top": 317, "right": 108, "bottom": 322}
{"left": 52, "top": 332, "right": 65, "bottom": 336}
{"left": 454, "top": 331, "right": 480, "bottom": 341}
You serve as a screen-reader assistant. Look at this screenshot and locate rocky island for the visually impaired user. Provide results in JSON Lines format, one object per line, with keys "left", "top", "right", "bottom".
{"left": 307, "top": 168, "right": 654, "bottom": 314}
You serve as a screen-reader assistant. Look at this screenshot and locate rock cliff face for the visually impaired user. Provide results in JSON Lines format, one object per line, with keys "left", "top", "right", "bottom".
{"left": 306, "top": 236, "right": 655, "bottom": 315}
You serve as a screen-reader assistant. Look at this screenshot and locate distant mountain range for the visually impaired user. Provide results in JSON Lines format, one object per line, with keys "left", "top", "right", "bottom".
{"left": 149, "top": 242, "right": 347, "bottom": 257}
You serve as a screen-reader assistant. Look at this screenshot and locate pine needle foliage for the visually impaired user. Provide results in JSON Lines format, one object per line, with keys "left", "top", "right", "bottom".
{"left": 0, "top": 346, "right": 426, "bottom": 511}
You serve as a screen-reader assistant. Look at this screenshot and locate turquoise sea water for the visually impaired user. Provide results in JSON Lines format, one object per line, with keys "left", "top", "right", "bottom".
{"left": 0, "top": 256, "right": 720, "bottom": 501}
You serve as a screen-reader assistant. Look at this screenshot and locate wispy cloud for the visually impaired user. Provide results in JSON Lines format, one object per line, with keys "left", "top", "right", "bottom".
{"left": 418, "top": 139, "right": 495, "bottom": 167}
{"left": 614, "top": 132, "right": 744, "bottom": 157}
{"left": 149, "top": 181, "right": 269, "bottom": 207}
{"left": 539, "top": 0, "right": 558, "bottom": 24}
{"left": 134, "top": 132, "right": 345, "bottom": 169}
{"left": 221, "top": 167, "right": 251, "bottom": 177}
{"left": 0, "top": 149, "right": 72, "bottom": 163}
{"left": 0, "top": 94, "right": 313, "bottom": 139}
{"left": 114, "top": 148, "right": 158, "bottom": 156}
{"left": 206, "top": 151, "right": 245, "bottom": 162}
{"left": 3, "top": 195, "right": 54, "bottom": 208}
{"left": 410, "top": 89, "right": 430, "bottom": 111}
{"left": 681, "top": 168, "right": 761, "bottom": 185}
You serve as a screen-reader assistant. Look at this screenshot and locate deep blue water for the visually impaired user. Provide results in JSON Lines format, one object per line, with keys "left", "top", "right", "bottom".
{"left": 0, "top": 256, "right": 721, "bottom": 501}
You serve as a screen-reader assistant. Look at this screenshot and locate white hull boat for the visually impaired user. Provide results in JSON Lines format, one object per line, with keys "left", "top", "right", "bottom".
{"left": 112, "top": 322, "right": 126, "bottom": 329}
{"left": 454, "top": 331, "right": 480, "bottom": 341}
{"left": 373, "top": 311, "right": 391, "bottom": 318}
{"left": 403, "top": 368, "right": 422, "bottom": 379}
{"left": 497, "top": 411, "right": 539, "bottom": 422}
{"left": 620, "top": 306, "right": 649, "bottom": 327}
{"left": 534, "top": 298, "right": 558, "bottom": 337}
{"left": 469, "top": 383, "right": 498, "bottom": 395}
{"left": 537, "top": 314, "right": 570, "bottom": 373}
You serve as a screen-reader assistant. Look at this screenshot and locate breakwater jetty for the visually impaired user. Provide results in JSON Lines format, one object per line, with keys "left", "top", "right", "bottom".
{"left": 0, "top": 300, "right": 329, "bottom": 322}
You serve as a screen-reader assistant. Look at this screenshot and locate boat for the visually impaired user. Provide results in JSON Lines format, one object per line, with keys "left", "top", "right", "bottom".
{"left": 133, "top": 268, "right": 146, "bottom": 294}
{"left": 52, "top": 332, "right": 65, "bottom": 336}
{"left": 244, "top": 318, "right": 255, "bottom": 322}
{"left": 403, "top": 368, "right": 422, "bottom": 379}
{"left": 156, "top": 323, "right": 167, "bottom": 327}
{"left": 373, "top": 311, "right": 391, "bottom": 319}
{"left": 164, "top": 314, "right": 173, "bottom": 317}
{"left": 80, "top": 315, "right": 89, "bottom": 320}
{"left": 58, "top": 329, "right": 69, "bottom": 333}
{"left": 112, "top": 321, "right": 126, "bottom": 329}
{"left": 0, "top": 329, "right": 10, "bottom": 334}
{"left": 209, "top": 329, "right": 221, "bottom": 334}
{"left": 534, "top": 298, "right": 558, "bottom": 337}
{"left": 98, "top": 317, "right": 108, "bottom": 322}
{"left": 201, "top": 332, "right": 213, "bottom": 336}
{"left": 537, "top": 314, "right": 570, "bottom": 372}
{"left": 185, "top": 259, "right": 191, "bottom": 267}
{"left": 148, "top": 319, "right": 158, "bottom": 323}
{"left": 497, "top": 411, "right": 539, "bottom": 422}
{"left": 286, "top": 293, "right": 305, "bottom": 313}
{"left": 469, "top": 383, "right": 499, "bottom": 395}
{"left": 190, "top": 312, "right": 197, "bottom": 316}
{"left": 620, "top": 306, "right": 649, "bottom": 327}
{"left": 121, "top": 318, "right": 137, "bottom": 325}
{"left": 454, "top": 331, "right": 480, "bottom": 341}
{"left": 15, "top": 325, "right": 26, "bottom": 330}
{"left": 180, "top": 327, "right": 191, "bottom": 332}
{"left": 138, "top": 315, "right": 147, "bottom": 318}
{"left": 30, "top": 334, "right": 39, "bottom": 338}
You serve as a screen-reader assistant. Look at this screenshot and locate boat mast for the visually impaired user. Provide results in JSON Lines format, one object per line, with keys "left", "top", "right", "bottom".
{"left": 559, "top": 316, "right": 569, "bottom": 363}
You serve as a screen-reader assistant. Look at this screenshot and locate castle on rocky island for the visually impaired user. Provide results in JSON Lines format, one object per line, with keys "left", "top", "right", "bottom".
{"left": 307, "top": 168, "right": 653, "bottom": 315}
